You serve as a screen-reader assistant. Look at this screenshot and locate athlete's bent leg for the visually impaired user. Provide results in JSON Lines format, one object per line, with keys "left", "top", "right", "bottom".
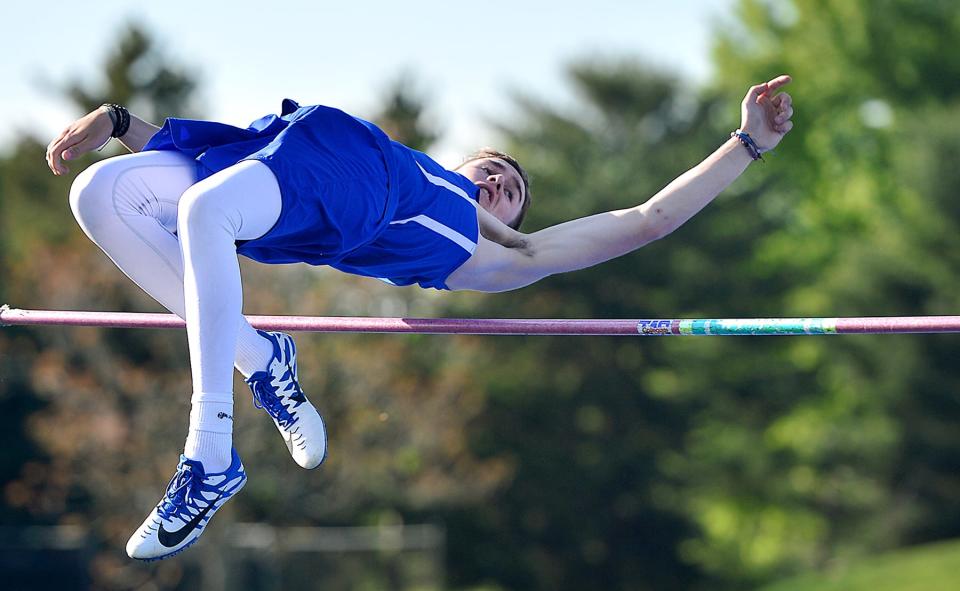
{"left": 68, "top": 152, "right": 273, "bottom": 376}
{"left": 71, "top": 152, "right": 326, "bottom": 470}
{"left": 175, "top": 161, "right": 327, "bottom": 470}
{"left": 73, "top": 156, "right": 327, "bottom": 559}
{"left": 175, "top": 160, "right": 281, "bottom": 399}
{"left": 127, "top": 160, "right": 281, "bottom": 561}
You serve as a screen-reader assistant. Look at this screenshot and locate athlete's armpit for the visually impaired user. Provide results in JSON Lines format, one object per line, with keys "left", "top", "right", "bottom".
{"left": 446, "top": 235, "right": 550, "bottom": 292}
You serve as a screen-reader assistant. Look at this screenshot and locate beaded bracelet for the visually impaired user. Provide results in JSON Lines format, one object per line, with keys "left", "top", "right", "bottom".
{"left": 731, "top": 129, "right": 764, "bottom": 162}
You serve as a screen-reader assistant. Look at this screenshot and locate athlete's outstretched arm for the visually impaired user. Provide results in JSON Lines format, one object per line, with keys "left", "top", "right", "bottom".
{"left": 459, "top": 76, "right": 794, "bottom": 293}
{"left": 46, "top": 107, "right": 159, "bottom": 175}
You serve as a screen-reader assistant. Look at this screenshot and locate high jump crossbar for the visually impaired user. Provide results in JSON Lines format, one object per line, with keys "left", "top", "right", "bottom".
{"left": 2, "top": 305, "right": 959, "bottom": 336}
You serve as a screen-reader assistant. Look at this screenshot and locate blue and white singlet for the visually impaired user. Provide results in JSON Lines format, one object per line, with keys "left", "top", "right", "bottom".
{"left": 142, "top": 99, "right": 480, "bottom": 290}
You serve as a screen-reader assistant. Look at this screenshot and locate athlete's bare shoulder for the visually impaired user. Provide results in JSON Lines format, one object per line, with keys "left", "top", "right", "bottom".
{"left": 445, "top": 235, "right": 520, "bottom": 291}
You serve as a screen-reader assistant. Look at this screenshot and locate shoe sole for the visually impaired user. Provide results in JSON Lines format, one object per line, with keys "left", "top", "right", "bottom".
{"left": 131, "top": 535, "right": 203, "bottom": 562}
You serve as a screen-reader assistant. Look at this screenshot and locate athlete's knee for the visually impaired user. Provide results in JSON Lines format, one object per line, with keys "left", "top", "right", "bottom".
{"left": 177, "top": 184, "right": 238, "bottom": 238}
{"left": 69, "top": 159, "right": 120, "bottom": 232}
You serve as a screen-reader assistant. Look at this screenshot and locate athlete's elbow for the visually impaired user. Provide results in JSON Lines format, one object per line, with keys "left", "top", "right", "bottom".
{"left": 619, "top": 208, "right": 666, "bottom": 248}
{"left": 636, "top": 217, "right": 674, "bottom": 246}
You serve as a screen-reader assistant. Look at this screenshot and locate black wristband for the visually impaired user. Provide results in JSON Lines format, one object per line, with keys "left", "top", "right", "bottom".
{"left": 102, "top": 103, "right": 131, "bottom": 138}
{"left": 114, "top": 104, "right": 131, "bottom": 138}
{"left": 101, "top": 104, "right": 118, "bottom": 130}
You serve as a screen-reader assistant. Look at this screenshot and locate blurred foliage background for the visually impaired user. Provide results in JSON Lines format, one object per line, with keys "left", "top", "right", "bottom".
{"left": 2, "top": 0, "right": 960, "bottom": 589}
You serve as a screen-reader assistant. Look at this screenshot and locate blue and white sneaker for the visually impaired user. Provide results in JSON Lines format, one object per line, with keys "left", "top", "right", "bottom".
{"left": 126, "top": 449, "right": 246, "bottom": 561}
{"left": 246, "top": 330, "right": 327, "bottom": 469}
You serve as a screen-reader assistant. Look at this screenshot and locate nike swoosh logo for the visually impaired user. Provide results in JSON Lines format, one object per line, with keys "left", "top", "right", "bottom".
{"left": 157, "top": 493, "right": 223, "bottom": 548}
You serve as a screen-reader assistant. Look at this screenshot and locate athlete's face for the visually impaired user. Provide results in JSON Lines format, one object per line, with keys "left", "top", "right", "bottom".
{"left": 457, "top": 157, "right": 526, "bottom": 227}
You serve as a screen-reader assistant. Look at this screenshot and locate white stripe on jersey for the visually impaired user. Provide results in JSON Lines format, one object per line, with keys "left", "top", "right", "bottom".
{"left": 416, "top": 162, "right": 478, "bottom": 207}
{"left": 390, "top": 215, "right": 477, "bottom": 253}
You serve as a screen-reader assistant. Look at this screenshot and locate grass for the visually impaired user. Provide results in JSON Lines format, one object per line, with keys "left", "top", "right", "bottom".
{"left": 757, "top": 538, "right": 960, "bottom": 591}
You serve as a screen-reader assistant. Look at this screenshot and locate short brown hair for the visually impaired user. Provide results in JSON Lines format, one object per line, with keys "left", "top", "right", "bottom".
{"left": 458, "top": 148, "right": 532, "bottom": 230}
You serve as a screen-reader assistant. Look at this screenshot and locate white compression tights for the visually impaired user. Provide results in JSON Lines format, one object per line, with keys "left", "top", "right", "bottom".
{"left": 69, "top": 151, "right": 282, "bottom": 396}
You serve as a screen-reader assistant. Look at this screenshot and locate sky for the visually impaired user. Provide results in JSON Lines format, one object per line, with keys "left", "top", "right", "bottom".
{"left": 2, "top": 0, "right": 735, "bottom": 166}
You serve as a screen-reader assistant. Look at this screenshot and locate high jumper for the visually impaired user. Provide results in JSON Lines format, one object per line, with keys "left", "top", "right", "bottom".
{"left": 45, "top": 75, "right": 794, "bottom": 560}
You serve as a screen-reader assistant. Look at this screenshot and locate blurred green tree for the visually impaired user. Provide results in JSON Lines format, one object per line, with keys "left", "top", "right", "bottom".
{"left": 62, "top": 22, "right": 199, "bottom": 124}
{"left": 653, "top": 0, "right": 960, "bottom": 586}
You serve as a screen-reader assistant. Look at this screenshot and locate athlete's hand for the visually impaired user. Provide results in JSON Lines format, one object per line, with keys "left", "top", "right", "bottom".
{"left": 739, "top": 75, "right": 793, "bottom": 152}
{"left": 46, "top": 107, "right": 113, "bottom": 176}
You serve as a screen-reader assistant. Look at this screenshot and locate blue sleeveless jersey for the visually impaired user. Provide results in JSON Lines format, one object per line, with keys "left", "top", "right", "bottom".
{"left": 142, "top": 99, "right": 480, "bottom": 290}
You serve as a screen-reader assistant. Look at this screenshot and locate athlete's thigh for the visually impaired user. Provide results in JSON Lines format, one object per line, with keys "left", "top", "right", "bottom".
{"left": 179, "top": 159, "right": 282, "bottom": 241}
{"left": 81, "top": 150, "right": 200, "bottom": 233}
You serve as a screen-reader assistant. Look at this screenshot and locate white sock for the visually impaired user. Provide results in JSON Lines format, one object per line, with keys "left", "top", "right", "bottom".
{"left": 184, "top": 392, "right": 234, "bottom": 473}
{"left": 234, "top": 326, "right": 275, "bottom": 378}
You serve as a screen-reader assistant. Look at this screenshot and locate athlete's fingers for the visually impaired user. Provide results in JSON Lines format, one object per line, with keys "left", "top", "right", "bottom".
{"left": 62, "top": 134, "right": 100, "bottom": 160}
{"left": 48, "top": 133, "right": 85, "bottom": 175}
{"left": 776, "top": 120, "right": 794, "bottom": 134}
{"left": 47, "top": 137, "right": 69, "bottom": 175}
{"left": 46, "top": 131, "right": 70, "bottom": 175}
{"left": 744, "top": 82, "right": 770, "bottom": 105}
{"left": 772, "top": 93, "right": 792, "bottom": 119}
{"left": 764, "top": 75, "right": 792, "bottom": 95}
{"left": 780, "top": 95, "right": 793, "bottom": 123}
{"left": 775, "top": 104, "right": 794, "bottom": 124}
{"left": 744, "top": 75, "right": 791, "bottom": 115}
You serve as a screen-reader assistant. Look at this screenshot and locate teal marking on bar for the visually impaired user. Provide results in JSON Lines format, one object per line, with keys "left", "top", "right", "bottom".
{"left": 724, "top": 319, "right": 807, "bottom": 334}
{"left": 673, "top": 318, "right": 843, "bottom": 335}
